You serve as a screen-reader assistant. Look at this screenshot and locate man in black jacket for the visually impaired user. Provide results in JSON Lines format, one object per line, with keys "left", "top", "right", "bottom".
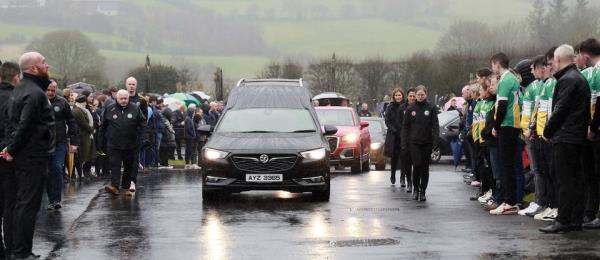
{"left": 99, "top": 90, "right": 146, "bottom": 196}
{"left": 540, "top": 45, "right": 591, "bottom": 234}
{"left": 401, "top": 85, "right": 439, "bottom": 201}
{"left": 45, "top": 79, "right": 79, "bottom": 210}
{"left": 1, "top": 52, "right": 55, "bottom": 259}
{"left": 0, "top": 61, "right": 20, "bottom": 259}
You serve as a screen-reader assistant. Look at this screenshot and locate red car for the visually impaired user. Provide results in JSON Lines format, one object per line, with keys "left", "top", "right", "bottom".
{"left": 315, "top": 107, "right": 371, "bottom": 173}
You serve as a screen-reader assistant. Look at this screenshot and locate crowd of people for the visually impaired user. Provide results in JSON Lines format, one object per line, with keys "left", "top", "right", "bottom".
{"left": 0, "top": 51, "right": 224, "bottom": 259}
{"left": 384, "top": 39, "right": 600, "bottom": 234}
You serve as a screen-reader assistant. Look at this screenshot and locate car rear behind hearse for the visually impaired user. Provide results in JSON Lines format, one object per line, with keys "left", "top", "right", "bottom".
{"left": 198, "top": 79, "right": 337, "bottom": 201}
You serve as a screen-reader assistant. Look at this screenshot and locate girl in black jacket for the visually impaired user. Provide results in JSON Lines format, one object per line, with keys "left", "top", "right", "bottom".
{"left": 384, "top": 88, "right": 405, "bottom": 185}
{"left": 401, "top": 86, "right": 439, "bottom": 201}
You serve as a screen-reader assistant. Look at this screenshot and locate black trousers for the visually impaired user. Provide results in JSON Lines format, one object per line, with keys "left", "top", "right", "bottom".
{"left": 175, "top": 135, "right": 184, "bottom": 160}
{"left": 471, "top": 140, "right": 482, "bottom": 181}
{"left": 0, "top": 159, "right": 16, "bottom": 256}
{"left": 13, "top": 156, "right": 48, "bottom": 258}
{"left": 554, "top": 142, "right": 585, "bottom": 225}
{"left": 109, "top": 148, "right": 135, "bottom": 189}
{"left": 537, "top": 138, "right": 557, "bottom": 208}
{"left": 400, "top": 148, "right": 412, "bottom": 186}
{"left": 583, "top": 141, "right": 600, "bottom": 220}
{"left": 480, "top": 145, "right": 495, "bottom": 194}
{"left": 390, "top": 138, "right": 401, "bottom": 180}
{"left": 498, "top": 127, "right": 519, "bottom": 205}
{"left": 159, "top": 146, "right": 175, "bottom": 166}
{"left": 463, "top": 134, "right": 472, "bottom": 169}
{"left": 410, "top": 143, "right": 432, "bottom": 193}
{"left": 185, "top": 139, "right": 197, "bottom": 164}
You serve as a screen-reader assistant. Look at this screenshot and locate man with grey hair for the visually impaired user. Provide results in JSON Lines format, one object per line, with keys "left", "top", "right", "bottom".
{"left": 1, "top": 52, "right": 55, "bottom": 259}
{"left": 539, "top": 44, "right": 591, "bottom": 233}
{"left": 99, "top": 89, "right": 146, "bottom": 196}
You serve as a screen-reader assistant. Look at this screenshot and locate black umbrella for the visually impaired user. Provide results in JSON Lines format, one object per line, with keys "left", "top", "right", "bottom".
{"left": 67, "top": 82, "right": 96, "bottom": 94}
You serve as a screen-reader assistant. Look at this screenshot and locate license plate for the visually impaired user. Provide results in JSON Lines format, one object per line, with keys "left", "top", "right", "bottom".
{"left": 245, "top": 174, "right": 283, "bottom": 183}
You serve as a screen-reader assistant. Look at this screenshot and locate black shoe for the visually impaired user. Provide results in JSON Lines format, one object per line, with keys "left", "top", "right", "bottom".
{"left": 412, "top": 191, "right": 419, "bottom": 200}
{"left": 583, "top": 218, "right": 600, "bottom": 229}
{"left": 15, "top": 253, "right": 41, "bottom": 259}
{"left": 419, "top": 191, "right": 427, "bottom": 201}
{"left": 539, "top": 222, "right": 572, "bottom": 234}
{"left": 570, "top": 224, "right": 583, "bottom": 231}
{"left": 406, "top": 187, "right": 412, "bottom": 193}
{"left": 390, "top": 175, "right": 396, "bottom": 185}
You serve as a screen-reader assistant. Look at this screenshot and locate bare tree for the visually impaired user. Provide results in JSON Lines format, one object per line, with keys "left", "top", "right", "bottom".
{"left": 27, "top": 30, "right": 106, "bottom": 86}
{"left": 355, "top": 57, "right": 389, "bottom": 103}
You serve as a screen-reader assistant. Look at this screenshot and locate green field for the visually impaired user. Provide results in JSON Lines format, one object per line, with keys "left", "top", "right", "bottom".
{"left": 261, "top": 19, "right": 441, "bottom": 58}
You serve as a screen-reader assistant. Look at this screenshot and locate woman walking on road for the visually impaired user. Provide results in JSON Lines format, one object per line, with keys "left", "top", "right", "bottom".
{"left": 402, "top": 86, "right": 439, "bottom": 201}
{"left": 400, "top": 88, "right": 417, "bottom": 193}
{"left": 384, "top": 88, "right": 405, "bottom": 185}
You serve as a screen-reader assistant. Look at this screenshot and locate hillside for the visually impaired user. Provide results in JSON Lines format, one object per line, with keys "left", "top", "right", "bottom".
{"left": 0, "top": 0, "right": 533, "bottom": 82}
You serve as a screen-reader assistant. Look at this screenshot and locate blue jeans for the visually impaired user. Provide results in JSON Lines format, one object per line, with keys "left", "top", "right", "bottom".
{"left": 489, "top": 146, "right": 502, "bottom": 204}
{"left": 47, "top": 143, "right": 67, "bottom": 203}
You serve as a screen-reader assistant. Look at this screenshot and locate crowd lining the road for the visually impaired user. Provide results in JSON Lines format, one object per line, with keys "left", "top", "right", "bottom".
{"left": 1, "top": 38, "right": 600, "bottom": 258}
{"left": 384, "top": 39, "right": 600, "bottom": 234}
{"left": 0, "top": 52, "right": 224, "bottom": 259}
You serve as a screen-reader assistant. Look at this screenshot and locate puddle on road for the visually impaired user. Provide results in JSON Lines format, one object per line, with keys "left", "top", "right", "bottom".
{"left": 480, "top": 252, "right": 600, "bottom": 260}
{"left": 393, "top": 226, "right": 429, "bottom": 234}
{"left": 329, "top": 238, "right": 400, "bottom": 248}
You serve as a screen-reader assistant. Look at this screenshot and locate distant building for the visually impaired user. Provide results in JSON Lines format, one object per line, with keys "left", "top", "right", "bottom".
{"left": 0, "top": 0, "right": 46, "bottom": 8}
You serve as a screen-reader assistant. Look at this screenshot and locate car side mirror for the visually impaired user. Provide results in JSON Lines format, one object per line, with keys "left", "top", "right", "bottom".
{"left": 198, "top": 125, "right": 213, "bottom": 135}
{"left": 360, "top": 121, "right": 369, "bottom": 129}
{"left": 323, "top": 125, "right": 338, "bottom": 135}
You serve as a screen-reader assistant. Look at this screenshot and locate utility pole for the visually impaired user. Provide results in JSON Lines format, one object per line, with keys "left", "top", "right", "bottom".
{"left": 214, "top": 67, "right": 223, "bottom": 101}
{"left": 145, "top": 55, "right": 151, "bottom": 94}
{"left": 331, "top": 52, "right": 336, "bottom": 92}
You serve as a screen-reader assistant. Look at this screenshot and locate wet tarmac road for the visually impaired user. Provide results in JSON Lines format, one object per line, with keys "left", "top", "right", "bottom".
{"left": 34, "top": 164, "right": 600, "bottom": 259}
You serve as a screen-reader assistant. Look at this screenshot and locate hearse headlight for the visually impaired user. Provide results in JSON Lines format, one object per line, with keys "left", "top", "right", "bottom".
{"left": 204, "top": 148, "right": 229, "bottom": 160}
{"left": 301, "top": 148, "right": 326, "bottom": 160}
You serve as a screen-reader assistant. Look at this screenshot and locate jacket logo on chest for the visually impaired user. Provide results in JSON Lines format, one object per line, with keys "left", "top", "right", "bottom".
{"left": 127, "top": 113, "right": 133, "bottom": 119}
{"left": 411, "top": 111, "right": 416, "bottom": 117}
{"left": 54, "top": 106, "right": 60, "bottom": 112}
{"left": 424, "top": 110, "right": 430, "bottom": 116}
{"left": 112, "top": 114, "right": 118, "bottom": 119}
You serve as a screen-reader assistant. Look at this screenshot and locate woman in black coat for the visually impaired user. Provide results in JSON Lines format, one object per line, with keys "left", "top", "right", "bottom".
{"left": 384, "top": 88, "right": 405, "bottom": 185}
{"left": 401, "top": 86, "right": 439, "bottom": 202}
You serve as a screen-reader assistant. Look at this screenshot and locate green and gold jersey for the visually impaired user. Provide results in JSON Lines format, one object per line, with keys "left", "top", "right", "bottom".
{"left": 478, "top": 98, "right": 495, "bottom": 144}
{"left": 496, "top": 71, "right": 521, "bottom": 128}
{"left": 536, "top": 78, "right": 557, "bottom": 136}
{"left": 520, "top": 80, "right": 542, "bottom": 130}
{"left": 583, "top": 66, "right": 600, "bottom": 119}
{"left": 472, "top": 100, "right": 483, "bottom": 141}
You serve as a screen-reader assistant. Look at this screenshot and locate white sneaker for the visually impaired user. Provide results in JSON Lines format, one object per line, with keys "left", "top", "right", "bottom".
{"left": 542, "top": 208, "right": 558, "bottom": 222}
{"left": 130, "top": 181, "right": 136, "bottom": 192}
{"left": 478, "top": 190, "right": 493, "bottom": 204}
{"left": 490, "top": 203, "right": 508, "bottom": 215}
{"left": 534, "top": 207, "right": 552, "bottom": 220}
{"left": 518, "top": 202, "right": 540, "bottom": 216}
{"left": 470, "top": 181, "right": 481, "bottom": 187}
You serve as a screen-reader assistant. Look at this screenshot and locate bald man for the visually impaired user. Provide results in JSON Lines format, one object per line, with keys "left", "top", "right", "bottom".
{"left": 1, "top": 52, "right": 55, "bottom": 259}
{"left": 99, "top": 89, "right": 146, "bottom": 196}
{"left": 539, "top": 44, "right": 591, "bottom": 233}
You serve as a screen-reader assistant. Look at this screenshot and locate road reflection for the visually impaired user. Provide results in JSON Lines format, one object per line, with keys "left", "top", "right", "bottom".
{"left": 202, "top": 209, "right": 228, "bottom": 260}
